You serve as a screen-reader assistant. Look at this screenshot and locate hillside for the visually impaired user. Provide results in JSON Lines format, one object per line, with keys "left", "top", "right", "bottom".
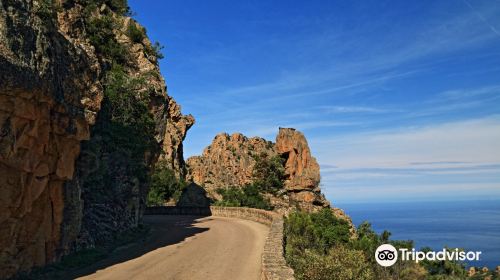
{"left": 0, "top": 0, "right": 192, "bottom": 277}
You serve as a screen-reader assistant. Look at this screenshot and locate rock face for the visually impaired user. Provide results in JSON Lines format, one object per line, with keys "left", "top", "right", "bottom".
{"left": 275, "top": 128, "right": 320, "bottom": 191}
{"left": 160, "top": 97, "right": 194, "bottom": 179}
{"left": 274, "top": 128, "right": 330, "bottom": 212}
{"left": 0, "top": 1, "right": 192, "bottom": 278}
{"left": 187, "top": 132, "right": 276, "bottom": 198}
{"left": 187, "top": 128, "right": 330, "bottom": 213}
{"left": 0, "top": 1, "right": 101, "bottom": 277}
{"left": 177, "top": 183, "right": 211, "bottom": 207}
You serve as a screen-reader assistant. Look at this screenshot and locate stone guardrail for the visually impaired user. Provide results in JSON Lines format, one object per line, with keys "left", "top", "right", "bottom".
{"left": 144, "top": 206, "right": 295, "bottom": 280}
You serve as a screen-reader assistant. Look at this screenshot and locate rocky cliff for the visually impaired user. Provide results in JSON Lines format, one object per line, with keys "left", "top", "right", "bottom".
{"left": 187, "top": 128, "right": 331, "bottom": 213}
{"left": 187, "top": 132, "right": 276, "bottom": 195}
{"left": 0, "top": 0, "right": 192, "bottom": 278}
{"left": 160, "top": 98, "right": 194, "bottom": 179}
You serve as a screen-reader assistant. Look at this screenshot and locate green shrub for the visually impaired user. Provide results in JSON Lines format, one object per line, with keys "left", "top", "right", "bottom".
{"left": 419, "top": 247, "right": 468, "bottom": 279}
{"left": 212, "top": 152, "right": 285, "bottom": 209}
{"left": 35, "top": 0, "right": 55, "bottom": 21}
{"left": 285, "top": 209, "right": 360, "bottom": 280}
{"left": 292, "top": 246, "right": 375, "bottom": 280}
{"left": 106, "top": 0, "right": 130, "bottom": 15}
{"left": 284, "top": 212, "right": 431, "bottom": 280}
{"left": 252, "top": 153, "right": 285, "bottom": 194}
{"left": 127, "top": 22, "right": 145, "bottom": 43}
{"left": 81, "top": 64, "right": 156, "bottom": 209}
{"left": 285, "top": 208, "right": 351, "bottom": 255}
{"left": 147, "top": 161, "right": 186, "bottom": 206}
{"left": 214, "top": 184, "right": 272, "bottom": 210}
{"left": 86, "top": 14, "right": 128, "bottom": 63}
{"left": 145, "top": 41, "right": 165, "bottom": 60}
{"left": 85, "top": 0, "right": 130, "bottom": 15}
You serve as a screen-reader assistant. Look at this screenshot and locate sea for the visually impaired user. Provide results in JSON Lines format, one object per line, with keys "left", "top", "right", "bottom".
{"left": 336, "top": 199, "right": 500, "bottom": 269}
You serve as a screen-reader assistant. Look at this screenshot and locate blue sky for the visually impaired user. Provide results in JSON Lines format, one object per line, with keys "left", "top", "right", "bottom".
{"left": 129, "top": 0, "right": 500, "bottom": 204}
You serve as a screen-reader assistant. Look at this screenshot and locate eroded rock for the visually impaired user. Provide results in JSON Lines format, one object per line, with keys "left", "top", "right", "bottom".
{"left": 187, "top": 128, "right": 332, "bottom": 213}
{"left": 0, "top": 1, "right": 192, "bottom": 278}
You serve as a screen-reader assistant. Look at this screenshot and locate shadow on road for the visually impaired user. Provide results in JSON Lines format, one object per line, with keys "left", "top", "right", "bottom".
{"left": 65, "top": 215, "right": 211, "bottom": 279}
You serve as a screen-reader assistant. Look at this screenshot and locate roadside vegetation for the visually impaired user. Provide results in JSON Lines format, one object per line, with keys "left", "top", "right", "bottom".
{"left": 81, "top": 0, "right": 169, "bottom": 209}
{"left": 146, "top": 160, "right": 187, "bottom": 206}
{"left": 285, "top": 210, "right": 499, "bottom": 280}
{"left": 214, "top": 152, "right": 285, "bottom": 210}
{"left": 214, "top": 184, "right": 272, "bottom": 210}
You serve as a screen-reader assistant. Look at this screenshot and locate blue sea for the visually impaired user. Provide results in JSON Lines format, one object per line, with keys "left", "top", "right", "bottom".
{"left": 336, "top": 200, "right": 500, "bottom": 268}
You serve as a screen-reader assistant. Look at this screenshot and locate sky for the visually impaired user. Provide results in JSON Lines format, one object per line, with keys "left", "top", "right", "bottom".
{"left": 129, "top": 0, "right": 500, "bottom": 204}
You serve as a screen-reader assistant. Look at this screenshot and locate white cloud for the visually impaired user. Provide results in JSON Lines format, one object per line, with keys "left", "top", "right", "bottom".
{"left": 313, "top": 116, "right": 500, "bottom": 170}
{"left": 311, "top": 116, "right": 500, "bottom": 202}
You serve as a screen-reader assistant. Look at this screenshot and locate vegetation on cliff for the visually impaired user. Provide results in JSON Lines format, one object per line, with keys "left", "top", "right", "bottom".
{"left": 213, "top": 153, "right": 285, "bottom": 209}
{"left": 285, "top": 209, "right": 424, "bottom": 280}
{"left": 146, "top": 161, "right": 187, "bottom": 206}
{"left": 284, "top": 210, "right": 499, "bottom": 280}
{"left": 252, "top": 153, "right": 286, "bottom": 194}
{"left": 73, "top": 0, "right": 167, "bottom": 248}
{"left": 214, "top": 184, "right": 272, "bottom": 210}
{"left": 82, "top": 64, "right": 157, "bottom": 196}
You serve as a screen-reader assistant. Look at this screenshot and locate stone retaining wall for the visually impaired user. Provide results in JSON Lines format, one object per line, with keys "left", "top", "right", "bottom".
{"left": 145, "top": 206, "right": 212, "bottom": 216}
{"left": 144, "top": 206, "right": 295, "bottom": 279}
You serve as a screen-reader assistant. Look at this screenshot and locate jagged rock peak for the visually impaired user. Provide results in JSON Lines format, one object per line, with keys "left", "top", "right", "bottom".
{"left": 276, "top": 127, "right": 321, "bottom": 191}
{"left": 160, "top": 96, "right": 194, "bottom": 179}
{"left": 187, "top": 132, "right": 275, "bottom": 198}
{"left": 186, "top": 127, "right": 330, "bottom": 213}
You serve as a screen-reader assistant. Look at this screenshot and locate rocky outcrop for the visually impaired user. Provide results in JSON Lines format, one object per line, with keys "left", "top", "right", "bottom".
{"left": 187, "top": 128, "right": 330, "bottom": 213}
{"left": 187, "top": 132, "right": 276, "bottom": 198}
{"left": 274, "top": 128, "right": 330, "bottom": 212}
{"left": 160, "top": 97, "right": 194, "bottom": 179}
{"left": 177, "top": 183, "right": 211, "bottom": 207}
{"left": 275, "top": 128, "right": 320, "bottom": 191}
{"left": 0, "top": 0, "right": 191, "bottom": 278}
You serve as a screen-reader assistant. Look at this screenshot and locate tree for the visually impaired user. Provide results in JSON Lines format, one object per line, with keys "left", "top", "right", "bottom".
{"left": 419, "top": 247, "right": 468, "bottom": 279}
{"left": 214, "top": 184, "right": 272, "bottom": 210}
{"left": 252, "top": 152, "right": 285, "bottom": 194}
{"left": 146, "top": 161, "right": 186, "bottom": 206}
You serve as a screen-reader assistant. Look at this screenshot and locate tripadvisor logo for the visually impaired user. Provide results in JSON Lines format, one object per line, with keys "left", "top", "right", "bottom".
{"left": 375, "top": 244, "right": 398, "bottom": 267}
{"left": 375, "top": 244, "right": 482, "bottom": 267}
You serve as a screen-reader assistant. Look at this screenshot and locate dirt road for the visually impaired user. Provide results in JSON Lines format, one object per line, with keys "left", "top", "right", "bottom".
{"left": 74, "top": 215, "right": 269, "bottom": 280}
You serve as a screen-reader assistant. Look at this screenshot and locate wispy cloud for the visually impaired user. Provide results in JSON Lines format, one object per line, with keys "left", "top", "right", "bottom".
{"left": 313, "top": 116, "right": 500, "bottom": 202}
{"left": 146, "top": 0, "right": 500, "bottom": 204}
{"left": 401, "top": 85, "right": 500, "bottom": 118}
{"left": 313, "top": 115, "right": 500, "bottom": 170}
{"left": 178, "top": 3, "right": 500, "bottom": 139}
{"left": 180, "top": 0, "right": 500, "bottom": 104}
{"left": 462, "top": 0, "right": 500, "bottom": 38}
{"left": 320, "top": 106, "right": 394, "bottom": 114}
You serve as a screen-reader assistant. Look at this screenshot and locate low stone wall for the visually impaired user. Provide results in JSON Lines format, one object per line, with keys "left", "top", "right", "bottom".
{"left": 144, "top": 206, "right": 295, "bottom": 280}
{"left": 145, "top": 206, "right": 212, "bottom": 216}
